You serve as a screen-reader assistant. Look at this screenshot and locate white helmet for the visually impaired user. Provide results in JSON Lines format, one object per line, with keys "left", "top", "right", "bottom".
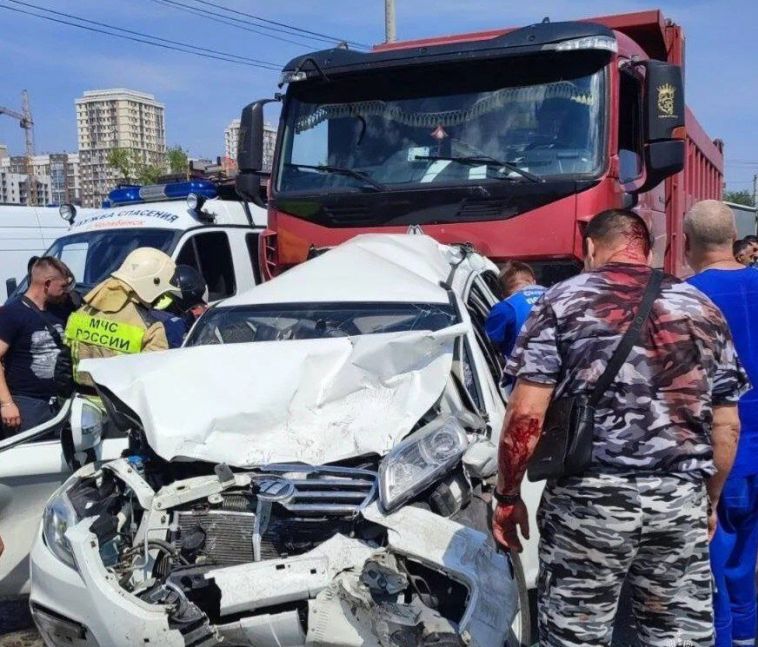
{"left": 111, "top": 247, "right": 181, "bottom": 305}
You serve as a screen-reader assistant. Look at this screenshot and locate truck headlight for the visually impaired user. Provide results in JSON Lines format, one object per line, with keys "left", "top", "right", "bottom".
{"left": 379, "top": 417, "right": 468, "bottom": 512}
{"left": 42, "top": 490, "right": 79, "bottom": 570}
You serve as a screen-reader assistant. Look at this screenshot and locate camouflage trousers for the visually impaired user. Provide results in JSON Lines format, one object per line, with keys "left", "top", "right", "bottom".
{"left": 537, "top": 473, "right": 713, "bottom": 647}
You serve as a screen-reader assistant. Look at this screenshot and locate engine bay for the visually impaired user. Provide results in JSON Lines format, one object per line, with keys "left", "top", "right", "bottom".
{"left": 64, "top": 457, "right": 476, "bottom": 646}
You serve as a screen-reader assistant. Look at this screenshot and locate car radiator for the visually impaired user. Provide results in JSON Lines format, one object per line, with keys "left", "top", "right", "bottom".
{"left": 171, "top": 466, "right": 377, "bottom": 566}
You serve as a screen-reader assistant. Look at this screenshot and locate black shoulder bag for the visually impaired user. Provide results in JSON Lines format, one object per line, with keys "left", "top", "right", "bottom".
{"left": 21, "top": 297, "right": 75, "bottom": 399}
{"left": 526, "top": 270, "right": 663, "bottom": 482}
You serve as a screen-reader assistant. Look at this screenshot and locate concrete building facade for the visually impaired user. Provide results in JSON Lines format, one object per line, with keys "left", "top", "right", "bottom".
{"left": 76, "top": 89, "right": 166, "bottom": 206}
{"left": 224, "top": 118, "right": 276, "bottom": 172}
{"left": 0, "top": 167, "right": 51, "bottom": 205}
{"left": 5, "top": 153, "right": 80, "bottom": 205}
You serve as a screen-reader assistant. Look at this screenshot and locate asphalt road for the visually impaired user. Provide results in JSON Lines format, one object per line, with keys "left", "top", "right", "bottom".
{"left": 1, "top": 594, "right": 636, "bottom": 647}
{"left": 0, "top": 599, "right": 42, "bottom": 647}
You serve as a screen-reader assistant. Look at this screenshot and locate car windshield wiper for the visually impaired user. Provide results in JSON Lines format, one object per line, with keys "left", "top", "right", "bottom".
{"left": 285, "top": 163, "right": 386, "bottom": 191}
{"left": 414, "top": 155, "right": 543, "bottom": 183}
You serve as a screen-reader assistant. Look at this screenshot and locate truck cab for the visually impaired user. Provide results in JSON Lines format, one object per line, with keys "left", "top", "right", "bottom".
{"left": 237, "top": 10, "right": 722, "bottom": 282}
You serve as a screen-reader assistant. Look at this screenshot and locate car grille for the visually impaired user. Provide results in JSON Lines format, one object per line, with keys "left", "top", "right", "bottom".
{"left": 172, "top": 465, "right": 377, "bottom": 566}
{"left": 262, "top": 464, "right": 377, "bottom": 517}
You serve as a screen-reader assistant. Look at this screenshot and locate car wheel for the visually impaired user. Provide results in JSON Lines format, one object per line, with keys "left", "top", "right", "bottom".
{"left": 505, "top": 550, "right": 532, "bottom": 647}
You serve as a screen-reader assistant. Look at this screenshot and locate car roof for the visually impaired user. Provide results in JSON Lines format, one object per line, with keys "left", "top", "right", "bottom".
{"left": 223, "top": 234, "right": 471, "bottom": 306}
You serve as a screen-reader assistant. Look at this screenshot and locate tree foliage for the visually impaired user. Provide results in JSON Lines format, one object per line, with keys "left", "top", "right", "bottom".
{"left": 107, "top": 148, "right": 166, "bottom": 185}
{"left": 167, "top": 146, "right": 189, "bottom": 175}
{"left": 724, "top": 190, "right": 755, "bottom": 207}
{"left": 106, "top": 148, "right": 135, "bottom": 183}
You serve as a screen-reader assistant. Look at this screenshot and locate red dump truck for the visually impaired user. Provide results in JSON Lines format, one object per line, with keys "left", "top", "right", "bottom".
{"left": 237, "top": 10, "right": 722, "bottom": 281}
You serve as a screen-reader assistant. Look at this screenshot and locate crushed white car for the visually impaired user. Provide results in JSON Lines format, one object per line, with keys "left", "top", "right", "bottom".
{"left": 29, "top": 234, "right": 534, "bottom": 646}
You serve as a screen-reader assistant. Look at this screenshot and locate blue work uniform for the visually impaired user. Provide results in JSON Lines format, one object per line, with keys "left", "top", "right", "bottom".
{"left": 485, "top": 285, "right": 547, "bottom": 358}
{"left": 149, "top": 310, "right": 190, "bottom": 349}
{"left": 688, "top": 267, "right": 758, "bottom": 647}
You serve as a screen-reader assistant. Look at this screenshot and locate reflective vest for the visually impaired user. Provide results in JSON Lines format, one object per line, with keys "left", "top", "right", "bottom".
{"left": 65, "top": 311, "right": 145, "bottom": 362}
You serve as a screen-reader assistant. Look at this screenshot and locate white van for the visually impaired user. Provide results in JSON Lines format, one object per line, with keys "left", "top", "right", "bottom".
{"left": 6, "top": 179, "right": 267, "bottom": 302}
{"left": 0, "top": 205, "right": 94, "bottom": 298}
{"left": 0, "top": 179, "right": 267, "bottom": 596}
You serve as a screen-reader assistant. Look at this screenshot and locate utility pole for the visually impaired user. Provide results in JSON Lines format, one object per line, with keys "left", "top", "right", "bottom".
{"left": 753, "top": 173, "right": 757, "bottom": 208}
{"left": 385, "top": 0, "right": 396, "bottom": 43}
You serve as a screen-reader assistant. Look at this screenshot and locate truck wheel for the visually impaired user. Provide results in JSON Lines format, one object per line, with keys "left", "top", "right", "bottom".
{"left": 505, "top": 551, "right": 532, "bottom": 647}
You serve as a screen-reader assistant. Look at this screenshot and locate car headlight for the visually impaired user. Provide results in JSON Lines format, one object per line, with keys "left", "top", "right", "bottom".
{"left": 379, "top": 417, "right": 469, "bottom": 512}
{"left": 42, "top": 489, "right": 79, "bottom": 570}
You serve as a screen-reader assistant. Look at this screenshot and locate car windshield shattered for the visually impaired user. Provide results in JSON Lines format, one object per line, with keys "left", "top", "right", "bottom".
{"left": 187, "top": 301, "right": 458, "bottom": 345}
{"left": 277, "top": 60, "right": 605, "bottom": 194}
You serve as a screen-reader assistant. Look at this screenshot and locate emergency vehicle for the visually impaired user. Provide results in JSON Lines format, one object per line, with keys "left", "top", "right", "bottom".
{"left": 5, "top": 179, "right": 267, "bottom": 301}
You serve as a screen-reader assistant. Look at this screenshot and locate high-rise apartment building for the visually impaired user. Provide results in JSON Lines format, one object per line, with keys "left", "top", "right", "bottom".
{"left": 76, "top": 89, "right": 166, "bottom": 206}
{"left": 6, "top": 152, "right": 80, "bottom": 204}
{"left": 224, "top": 118, "right": 276, "bottom": 172}
{"left": 0, "top": 167, "right": 51, "bottom": 205}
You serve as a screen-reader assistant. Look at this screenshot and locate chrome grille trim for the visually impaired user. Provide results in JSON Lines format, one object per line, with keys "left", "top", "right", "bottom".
{"left": 255, "top": 464, "right": 378, "bottom": 518}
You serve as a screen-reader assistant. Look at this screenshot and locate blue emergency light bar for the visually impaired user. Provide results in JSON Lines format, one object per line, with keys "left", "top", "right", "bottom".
{"left": 104, "top": 180, "right": 218, "bottom": 207}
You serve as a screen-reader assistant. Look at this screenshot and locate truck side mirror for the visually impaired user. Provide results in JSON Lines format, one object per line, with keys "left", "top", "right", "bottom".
{"left": 235, "top": 98, "right": 279, "bottom": 208}
{"left": 638, "top": 61, "right": 685, "bottom": 193}
{"left": 5, "top": 278, "right": 17, "bottom": 300}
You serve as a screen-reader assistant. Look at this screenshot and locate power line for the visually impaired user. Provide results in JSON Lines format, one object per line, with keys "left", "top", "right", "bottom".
{"left": 5, "top": 0, "right": 281, "bottom": 67}
{"left": 149, "top": 0, "right": 321, "bottom": 50}
{"left": 0, "top": 0, "right": 282, "bottom": 70}
{"left": 184, "top": 0, "right": 370, "bottom": 49}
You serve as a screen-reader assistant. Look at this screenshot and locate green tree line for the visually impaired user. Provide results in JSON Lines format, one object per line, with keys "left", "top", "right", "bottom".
{"left": 107, "top": 145, "right": 189, "bottom": 185}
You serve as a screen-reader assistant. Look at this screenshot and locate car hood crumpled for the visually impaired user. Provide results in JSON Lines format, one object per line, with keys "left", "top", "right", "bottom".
{"left": 78, "top": 324, "right": 466, "bottom": 467}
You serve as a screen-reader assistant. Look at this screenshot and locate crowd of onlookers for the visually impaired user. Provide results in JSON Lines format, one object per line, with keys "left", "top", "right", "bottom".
{"left": 489, "top": 201, "right": 757, "bottom": 646}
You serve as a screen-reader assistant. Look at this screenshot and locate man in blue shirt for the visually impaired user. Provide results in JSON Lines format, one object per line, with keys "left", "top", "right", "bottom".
{"left": 486, "top": 261, "right": 546, "bottom": 358}
{"left": 685, "top": 200, "right": 758, "bottom": 647}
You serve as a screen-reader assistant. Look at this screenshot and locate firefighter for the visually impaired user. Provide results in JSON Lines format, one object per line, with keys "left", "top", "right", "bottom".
{"left": 150, "top": 264, "right": 209, "bottom": 348}
{"left": 65, "top": 248, "right": 181, "bottom": 384}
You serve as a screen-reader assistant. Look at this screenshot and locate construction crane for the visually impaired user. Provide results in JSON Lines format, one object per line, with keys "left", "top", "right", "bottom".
{"left": 0, "top": 90, "right": 36, "bottom": 205}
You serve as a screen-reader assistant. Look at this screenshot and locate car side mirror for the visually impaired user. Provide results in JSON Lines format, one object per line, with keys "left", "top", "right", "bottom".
{"left": 70, "top": 395, "right": 104, "bottom": 456}
{"left": 235, "top": 98, "right": 279, "bottom": 208}
{"left": 5, "top": 277, "right": 17, "bottom": 300}
{"left": 638, "top": 60, "right": 685, "bottom": 193}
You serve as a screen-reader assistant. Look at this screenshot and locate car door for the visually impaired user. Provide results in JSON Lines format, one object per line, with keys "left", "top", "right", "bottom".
{"left": 464, "top": 271, "right": 509, "bottom": 409}
{"left": 0, "top": 403, "right": 124, "bottom": 596}
{"left": 466, "top": 270, "right": 544, "bottom": 590}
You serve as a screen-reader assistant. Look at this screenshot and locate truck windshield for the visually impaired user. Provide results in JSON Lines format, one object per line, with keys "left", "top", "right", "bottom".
{"left": 187, "top": 302, "right": 457, "bottom": 346}
{"left": 277, "top": 61, "right": 605, "bottom": 194}
{"left": 45, "top": 228, "right": 177, "bottom": 289}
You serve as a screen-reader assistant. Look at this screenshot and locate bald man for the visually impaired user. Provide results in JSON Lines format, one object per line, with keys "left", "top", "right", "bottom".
{"left": 686, "top": 200, "right": 758, "bottom": 647}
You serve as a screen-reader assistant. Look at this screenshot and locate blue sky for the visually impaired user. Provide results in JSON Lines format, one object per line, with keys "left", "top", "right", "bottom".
{"left": 0, "top": 0, "right": 755, "bottom": 193}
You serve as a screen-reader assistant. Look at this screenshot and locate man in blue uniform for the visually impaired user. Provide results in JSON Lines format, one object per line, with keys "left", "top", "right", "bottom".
{"left": 485, "top": 261, "right": 546, "bottom": 358}
{"left": 685, "top": 199, "right": 758, "bottom": 647}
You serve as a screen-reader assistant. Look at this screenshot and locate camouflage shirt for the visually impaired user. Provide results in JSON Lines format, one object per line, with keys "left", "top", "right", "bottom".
{"left": 506, "top": 263, "right": 750, "bottom": 476}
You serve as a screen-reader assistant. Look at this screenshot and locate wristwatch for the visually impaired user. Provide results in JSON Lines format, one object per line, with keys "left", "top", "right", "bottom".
{"left": 493, "top": 490, "right": 522, "bottom": 505}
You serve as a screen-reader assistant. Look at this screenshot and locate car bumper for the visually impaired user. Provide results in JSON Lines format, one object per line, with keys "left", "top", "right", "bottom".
{"left": 30, "top": 503, "right": 516, "bottom": 647}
